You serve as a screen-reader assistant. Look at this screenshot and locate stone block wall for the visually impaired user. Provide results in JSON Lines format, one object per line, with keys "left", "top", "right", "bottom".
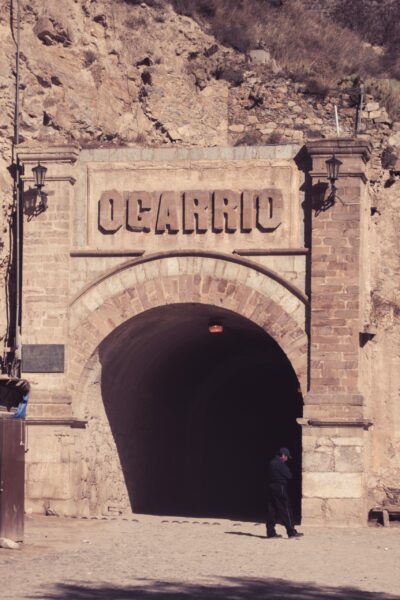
{"left": 25, "top": 425, "right": 80, "bottom": 515}
{"left": 302, "top": 425, "right": 366, "bottom": 525}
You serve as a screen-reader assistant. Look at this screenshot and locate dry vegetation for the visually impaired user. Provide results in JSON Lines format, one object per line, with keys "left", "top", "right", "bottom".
{"left": 332, "top": 0, "right": 400, "bottom": 118}
{"left": 134, "top": 0, "right": 400, "bottom": 118}
{"left": 333, "top": 0, "right": 400, "bottom": 79}
{"left": 169, "top": 0, "right": 381, "bottom": 80}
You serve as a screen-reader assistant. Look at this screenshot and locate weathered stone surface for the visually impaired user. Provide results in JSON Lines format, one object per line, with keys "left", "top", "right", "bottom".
{"left": 301, "top": 497, "right": 324, "bottom": 519}
{"left": 325, "top": 499, "right": 365, "bottom": 525}
{"left": 303, "top": 450, "right": 334, "bottom": 472}
{"left": 27, "top": 463, "right": 72, "bottom": 500}
{"left": 388, "top": 131, "right": 400, "bottom": 147}
{"left": 26, "top": 433, "right": 62, "bottom": 464}
{"left": 334, "top": 446, "right": 363, "bottom": 473}
{"left": 249, "top": 49, "right": 272, "bottom": 64}
{"left": 365, "top": 102, "right": 380, "bottom": 112}
{"left": 303, "top": 473, "right": 363, "bottom": 498}
{"left": 332, "top": 436, "right": 363, "bottom": 446}
{"left": 34, "top": 15, "right": 73, "bottom": 46}
{"left": 229, "top": 124, "right": 245, "bottom": 133}
{"left": 143, "top": 68, "right": 228, "bottom": 145}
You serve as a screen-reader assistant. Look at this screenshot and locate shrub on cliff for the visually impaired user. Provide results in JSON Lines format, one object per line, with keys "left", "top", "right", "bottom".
{"left": 366, "top": 79, "right": 400, "bottom": 121}
{"left": 136, "top": 0, "right": 400, "bottom": 117}
{"left": 169, "top": 0, "right": 381, "bottom": 84}
{"left": 333, "top": 0, "right": 400, "bottom": 80}
{"left": 332, "top": 0, "right": 399, "bottom": 48}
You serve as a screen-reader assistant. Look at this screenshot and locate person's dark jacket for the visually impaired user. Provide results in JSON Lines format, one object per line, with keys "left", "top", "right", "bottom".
{"left": 267, "top": 456, "right": 293, "bottom": 486}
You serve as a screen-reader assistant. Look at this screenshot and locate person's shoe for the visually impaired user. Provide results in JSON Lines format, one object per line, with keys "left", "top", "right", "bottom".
{"left": 266, "top": 533, "right": 283, "bottom": 539}
{"left": 288, "top": 531, "right": 304, "bottom": 538}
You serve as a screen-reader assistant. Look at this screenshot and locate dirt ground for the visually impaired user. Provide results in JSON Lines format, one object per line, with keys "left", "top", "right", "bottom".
{"left": 1, "top": 515, "right": 400, "bottom": 600}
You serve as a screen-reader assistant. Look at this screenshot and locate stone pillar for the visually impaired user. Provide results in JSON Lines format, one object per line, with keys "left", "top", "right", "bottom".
{"left": 17, "top": 146, "right": 82, "bottom": 516}
{"left": 18, "top": 144, "right": 78, "bottom": 420}
{"left": 302, "top": 138, "right": 372, "bottom": 525}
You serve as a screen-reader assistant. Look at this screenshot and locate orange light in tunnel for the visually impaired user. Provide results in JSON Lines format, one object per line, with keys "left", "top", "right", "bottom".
{"left": 208, "top": 323, "right": 224, "bottom": 334}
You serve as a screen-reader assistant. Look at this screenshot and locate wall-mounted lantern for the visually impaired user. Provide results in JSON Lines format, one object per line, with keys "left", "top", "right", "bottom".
{"left": 32, "top": 162, "right": 48, "bottom": 210}
{"left": 325, "top": 154, "right": 342, "bottom": 202}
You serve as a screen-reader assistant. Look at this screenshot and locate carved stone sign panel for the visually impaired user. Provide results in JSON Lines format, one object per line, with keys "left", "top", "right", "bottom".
{"left": 98, "top": 189, "right": 284, "bottom": 234}
{"left": 86, "top": 158, "right": 302, "bottom": 252}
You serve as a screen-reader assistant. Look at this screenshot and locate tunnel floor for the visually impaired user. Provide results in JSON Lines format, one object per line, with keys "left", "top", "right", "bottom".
{"left": 99, "top": 303, "right": 303, "bottom": 522}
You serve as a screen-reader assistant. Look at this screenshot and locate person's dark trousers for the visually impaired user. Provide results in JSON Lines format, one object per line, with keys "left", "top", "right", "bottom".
{"left": 266, "top": 482, "right": 296, "bottom": 537}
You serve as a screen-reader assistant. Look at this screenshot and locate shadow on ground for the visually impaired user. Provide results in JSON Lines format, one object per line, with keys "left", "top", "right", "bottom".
{"left": 32, "top": 578, "right": 400, "bottom": 600}
{"left": 225, "top": 530, "right": 267, "bottom": 539}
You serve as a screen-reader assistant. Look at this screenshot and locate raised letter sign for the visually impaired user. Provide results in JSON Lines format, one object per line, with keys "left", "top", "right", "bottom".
{"left": 183, "top": 191, "right": 211, "bottom": 233}
{"left": 156, "top": 192, "right": 180, "bottom": 233}
{"left": 257, "top": 189, "right": 283, "bottom": 231}
{"left": 127, "top": 191, "right": 152, "bottom": 232}
{"left": 241, "top": 190, "right": 256, "bottom": 232}
{"left": 213, "top": 190, "right": 240, "bottom": 233}
{"left": 97, "top": 187, "right": 284, "bottom": 235}
{"left": 98, "top": 190, "right": 124, "bottom": 233}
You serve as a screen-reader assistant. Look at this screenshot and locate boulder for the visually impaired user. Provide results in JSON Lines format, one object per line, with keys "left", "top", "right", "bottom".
{"left": 34, "top": 15, "right": 73, "bottom": 47}
{"left": 389, "top": 131, "right": 400, "bottom": 148}
{"left": 34, "top": 16, "right": 55, "bottom": 45}
{"left": 229, "top": 124, "right": 245, "bottom": 133}
{"left": 365, "top": 101, "right": 380, "bottom": 112}
{"left": 248, "top": 49, "right": 280, "bottom": 73}
{"left": 249, "top": 49, "right": 272, "bottom": 65}
{"left": 369, "top": 110, "right": 382, "bottom": 120}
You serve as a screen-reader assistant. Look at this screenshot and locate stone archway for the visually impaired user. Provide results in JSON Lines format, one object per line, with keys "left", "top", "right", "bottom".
{"left": 69, "top": 254, "right": 308, "bottom": 393}
{"left": 68, "top": 255, "right": 308, "bottom": 517}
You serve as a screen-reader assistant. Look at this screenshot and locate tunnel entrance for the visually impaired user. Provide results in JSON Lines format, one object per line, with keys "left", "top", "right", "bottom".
{"left": 99, "top": 303, "right": 303, "bottom": 522}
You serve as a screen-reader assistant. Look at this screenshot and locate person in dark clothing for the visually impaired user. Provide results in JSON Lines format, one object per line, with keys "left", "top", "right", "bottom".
{"left": 266, "top": 448, "right": 304, "bottom": 539}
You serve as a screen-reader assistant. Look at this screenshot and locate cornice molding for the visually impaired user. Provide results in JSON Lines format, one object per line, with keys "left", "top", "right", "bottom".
{"left": 299, "top": 418, "right": 373, "bottom": 430}
{"left": 16, "top": 144, "right": 80, "bottom": 164}
{"left": 307, "top": 138, "right": 372, "bottom": 162}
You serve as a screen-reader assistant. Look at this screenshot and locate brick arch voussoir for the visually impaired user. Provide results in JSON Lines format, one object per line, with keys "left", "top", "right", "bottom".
{"left": 71, "top": 273, "right": 308, "bottom": 393}
{"left": 245, "top": 292, "right": 307, "bottom": 377}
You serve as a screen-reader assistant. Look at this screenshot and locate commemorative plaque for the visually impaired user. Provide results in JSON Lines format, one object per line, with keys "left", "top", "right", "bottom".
{"left": 22, "top": 344, "right": 65, "bottom": 373}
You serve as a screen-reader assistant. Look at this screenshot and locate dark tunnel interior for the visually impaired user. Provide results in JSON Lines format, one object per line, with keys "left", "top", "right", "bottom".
{"left": 99, "top": 303, "right": 303, "bottom": 522}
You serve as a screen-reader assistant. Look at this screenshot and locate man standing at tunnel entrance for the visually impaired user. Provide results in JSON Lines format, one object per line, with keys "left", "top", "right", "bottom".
{"left": 266, "top": 448, "right": 304, "bottom": 539}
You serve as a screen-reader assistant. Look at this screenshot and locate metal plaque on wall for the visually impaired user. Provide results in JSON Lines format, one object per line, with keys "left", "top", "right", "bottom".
{"left": 22, "top": 344, "right": 65, "bottom": 373}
